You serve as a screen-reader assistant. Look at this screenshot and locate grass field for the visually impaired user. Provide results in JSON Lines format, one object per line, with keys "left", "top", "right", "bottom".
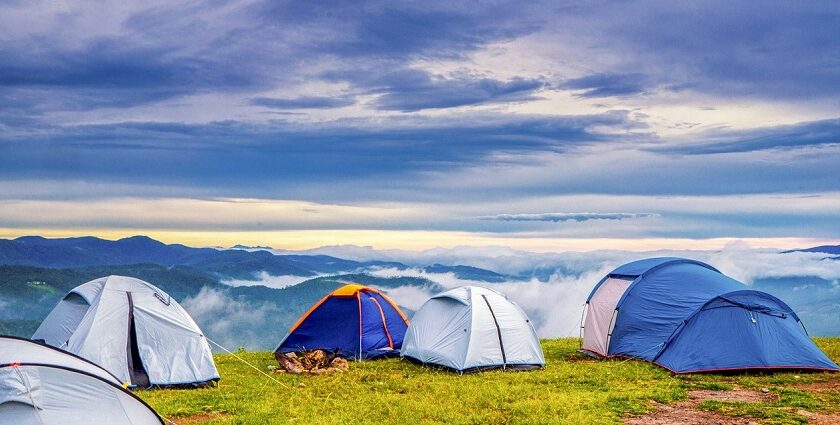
{"left": 139, "top": 338, "right": 840, "bottom": 424}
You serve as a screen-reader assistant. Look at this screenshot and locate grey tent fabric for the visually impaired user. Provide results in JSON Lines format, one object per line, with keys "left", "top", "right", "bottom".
{"left": 401, "top": 286, "right": 544, "bottom": 372}
{"left": 0, "top": 336, "right": 163, "bottom": 425}
{"left": 32, "top": 275, "right": 219, "bottom": 388}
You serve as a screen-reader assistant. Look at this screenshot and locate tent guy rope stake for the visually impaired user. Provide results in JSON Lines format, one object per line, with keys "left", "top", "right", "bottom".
{"left": 204, "top": 336, "right": 289, "bottom": 388}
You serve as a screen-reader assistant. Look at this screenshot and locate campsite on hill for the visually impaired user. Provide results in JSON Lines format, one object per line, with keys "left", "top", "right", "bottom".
{"left": 5, "top": 1, "right": 840, "bottom": 424}
{"left": 138, "top": 338, "right": 840, "bottom": 424}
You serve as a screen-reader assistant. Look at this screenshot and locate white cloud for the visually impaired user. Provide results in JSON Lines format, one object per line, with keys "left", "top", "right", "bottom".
{"left": 222, "top": 271, "right": 317, "bottom": 289}
{"left": 180, "top": 287, "right": 276, "bottom": 350}
{"left": 315, "top": 243, "right": 840, "bottom": 338}
{"left": 306, "top": 242, "right": 840, "bottom": 283}
{"left": 179, "top": 243, "right": 840, "bottom": 345}
{"left": 366, "top": 265, "right": 612, "bottom": 338}
{"left": 372, "top": 285, "right": 434, "bottom": 312}
{"left": 479, "top": 212, "right": 659, "bottom": 222}
{"left": 707, "top": 242, "right": 840, "bottom": 283}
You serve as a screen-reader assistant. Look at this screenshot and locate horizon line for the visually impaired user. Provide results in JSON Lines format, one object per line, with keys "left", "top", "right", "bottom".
{"left": 1, "top": 228, "right": 836, "bottom": 253}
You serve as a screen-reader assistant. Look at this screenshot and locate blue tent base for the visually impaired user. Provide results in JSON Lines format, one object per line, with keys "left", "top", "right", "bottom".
{"left": 664, "top": 365, "right": 839, "bottom": 375}
{"left": 580, "top": 353, "right": 837, "bottom": 375}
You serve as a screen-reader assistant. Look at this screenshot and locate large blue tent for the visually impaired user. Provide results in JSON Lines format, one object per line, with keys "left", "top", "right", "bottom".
{"left": 581, "top": 257, "right": 838, "bottom": 373}
{"left": 275, "top": 284, "right": 409, "bottom": 360}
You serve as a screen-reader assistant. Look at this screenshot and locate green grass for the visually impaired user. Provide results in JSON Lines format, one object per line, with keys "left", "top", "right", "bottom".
{"left": 139, "top": 338, "right": 839, "bottom": 424}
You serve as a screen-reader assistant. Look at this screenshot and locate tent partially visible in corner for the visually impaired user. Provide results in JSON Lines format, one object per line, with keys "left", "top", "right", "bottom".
{"left": 32, "top": 275, "right": 219, "bottom": 387}
{"left": 401, "top": 286, "right": 544, "bottom": 372}
{"left": 275, "top": 283, "right": 409, "bottom": 360}
{"left": 582, "top": 257, "right": 839, "bottom": 373}
{"left": 0, "top": 335, "right": 164, "bottom": 424}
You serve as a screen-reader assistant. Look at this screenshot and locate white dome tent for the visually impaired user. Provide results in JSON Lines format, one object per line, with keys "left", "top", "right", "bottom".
{"left": 0, "top": 336, "right": 164, "bottom": 424}
{"left": 401, "top": 286, "right": 544, "bottom": 372}
{"left": 32, "top": 275, "right": 219, "bottom": 388}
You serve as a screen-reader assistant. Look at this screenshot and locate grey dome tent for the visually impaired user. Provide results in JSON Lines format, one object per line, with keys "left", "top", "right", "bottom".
{"left": 401, "top": 286, "right": 544, "bottom": 372}
{"left": 32, "top": 275, "right": 219, "bottom": 388}
{"left": 0, "top": 336, "right": 164, "bottom": 424}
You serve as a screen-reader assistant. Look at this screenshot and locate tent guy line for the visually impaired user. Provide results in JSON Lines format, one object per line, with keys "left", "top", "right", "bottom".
{"left": 204, "top": 336, "right": 288, "bottom": 388}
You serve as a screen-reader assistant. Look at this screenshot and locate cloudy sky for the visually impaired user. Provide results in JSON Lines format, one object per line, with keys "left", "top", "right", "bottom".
{"left": 1, "top": 0, "right": 839, "bottom": 250}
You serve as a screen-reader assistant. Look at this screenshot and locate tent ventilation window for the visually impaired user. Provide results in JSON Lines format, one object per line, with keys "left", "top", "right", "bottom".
{"left": 154, "top": 292, "right": 171, "bottom": 306}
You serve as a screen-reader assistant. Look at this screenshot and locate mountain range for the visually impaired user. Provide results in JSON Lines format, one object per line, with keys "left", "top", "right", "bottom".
{"left": 0, "top": 235, "right": 511, "bottom": 281}
{"left": 0, "top": 235, "right": 500, "bottom": 349}
{"left": 0, "top": 236, "right": 837, "bottom": 349}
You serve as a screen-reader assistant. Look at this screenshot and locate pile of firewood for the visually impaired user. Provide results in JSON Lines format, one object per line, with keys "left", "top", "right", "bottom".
{"left": 273, "top": 350, "right": 350, "bottom": 375}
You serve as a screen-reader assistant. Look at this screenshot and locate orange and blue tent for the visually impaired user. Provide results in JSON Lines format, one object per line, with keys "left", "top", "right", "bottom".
{"left": 275, "top": 284, "right": 410, "bottom": 360}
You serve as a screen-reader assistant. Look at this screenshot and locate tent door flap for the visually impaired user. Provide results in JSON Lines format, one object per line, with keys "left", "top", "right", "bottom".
{"left": 126, "top": 292, "right": 150, "bottom": 388}
{"left": 481, "top": 295, "right": 507, "bottom": 365}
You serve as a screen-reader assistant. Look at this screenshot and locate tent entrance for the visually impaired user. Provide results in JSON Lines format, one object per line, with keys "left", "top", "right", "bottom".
{"left": 582, "top": 277, "right": 633, "bottom": 356}
{"left": 126, "top": 293, "right": 150, "bottom": 388}
{"left": 481, "top": 294, "right": 507, "bottom": 366}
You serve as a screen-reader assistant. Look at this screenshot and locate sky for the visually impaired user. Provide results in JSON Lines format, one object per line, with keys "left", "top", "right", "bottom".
{"left": 1, "top": 0, "right": 839, "bottom": 251}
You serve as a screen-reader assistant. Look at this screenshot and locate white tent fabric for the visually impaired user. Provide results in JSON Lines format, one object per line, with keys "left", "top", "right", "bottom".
{"left": 401, "top": 286, "right": 544, "bottom": 372}
{"left": 581, "top": 277, "right": 633, "bottom": 356}
{"left": 0, "top": 336, "right": 163, "bottom": 425}
{"left": 32, "top": 275, "right": 219, "bottom": 387}
{"left": 0, "top": 336, "right": 120, "bottom": 385}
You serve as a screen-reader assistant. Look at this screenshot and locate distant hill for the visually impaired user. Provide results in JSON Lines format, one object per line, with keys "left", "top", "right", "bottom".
{"left": 0, "top": 235, "right": 511, "bottom": 281}
{"left": 231, "top": 244, "right": 274, "bottom": 250}
{"left": 783, "top": 244, "right": 840, "bottom": 256}
{"left": 422, "top": 264, "right": 508, "bottom": 282}
{"left": 0, "top": 235, "right": 404, "bottom": 278}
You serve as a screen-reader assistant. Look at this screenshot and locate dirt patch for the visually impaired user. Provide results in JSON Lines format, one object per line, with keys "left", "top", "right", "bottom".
{"left": 625, "top": 389, "right": 773, "bottom": 425}
{"left": 792, "top": 410, "right": 840, "bottom": 425}
{"left": 791, "top": 376, "right": 840, "bottom": 424}
{"left": 625, "top": 400, "right": 758, "bottom": 425}
{"left": 688, "top": 389, "right": 776, "bottom": 403}
{"left": 174, "top": 412, "right": 229, "bottom": 424}
{"left": 793, "top": 378, "right": 840, "bottom": 392}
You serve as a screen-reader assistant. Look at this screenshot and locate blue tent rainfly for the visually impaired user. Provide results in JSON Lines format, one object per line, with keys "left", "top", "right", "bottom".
{"left": 581, "top": 257, "right": 839, "bottom": 373}
{"left": 275, "top": 284, "right": 409, "bottom": 360}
